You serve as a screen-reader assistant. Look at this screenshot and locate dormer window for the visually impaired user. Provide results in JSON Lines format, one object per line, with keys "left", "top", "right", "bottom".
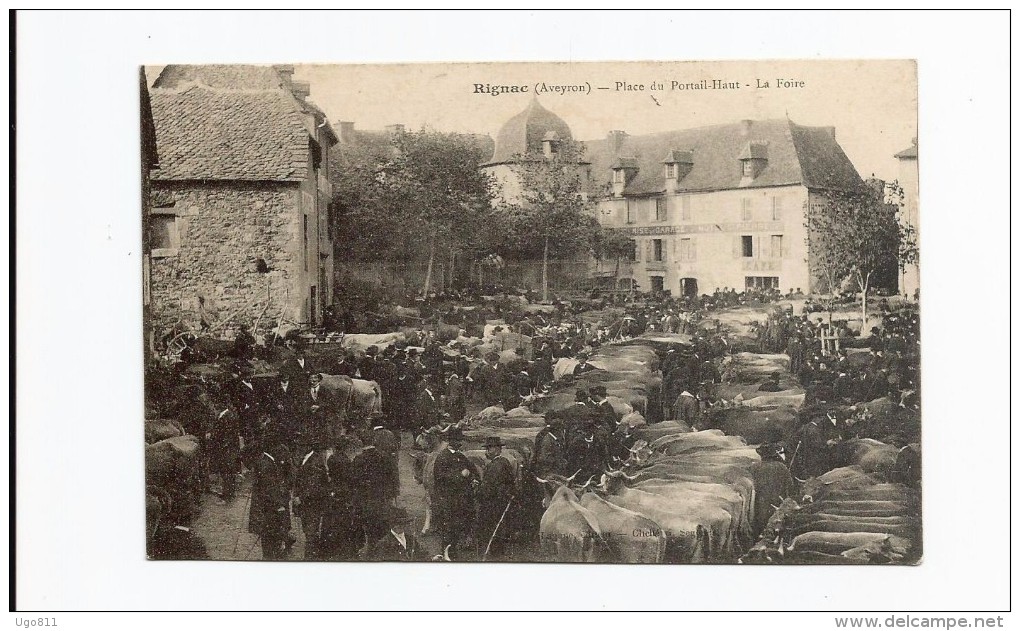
{"left": 613, "top": 169, "right": 626, "bottom": 184}
{"left": 542, "top": 131, "right": 561, "bottom": 158}
{"left": 738, "top": 141, "right": 769, "bottom": 186}
{"left": 666, "top": 163, "right": 678, "bottom": 179}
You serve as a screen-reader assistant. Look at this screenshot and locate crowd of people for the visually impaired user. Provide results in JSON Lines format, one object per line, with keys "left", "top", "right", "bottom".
{"left": 147, "top": 284, "right": 921, "bottom": 561}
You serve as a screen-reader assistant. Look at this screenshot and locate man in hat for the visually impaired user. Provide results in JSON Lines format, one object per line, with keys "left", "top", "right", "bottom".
{"left": 443, "top": 369, "right": 467, "bottom": 422}
{"left": 749, "top": 442, "right": 797, "bottom": 539}
{"left": 319, "top": 446, "right": 361, "bottom": 561}
{"left": 672, "top": 388, "right": 701, "bottom": 426}
{"left": 477, "top": 436, "right": 516, "bottom": 559}
{"left": 229, "top": 364, "right": 264, "bottom": 470}
{"left": 532, "top": 416, "right": 568, "bottom": 477}
{"left": 758, "top": 371, "right": 784, "bottom": 392}
{"left": 432, "top": 428, "right": 479, "bottom": 557}
{"left": 293, "top": 438, "right": 332, "bottom": 560}
{"left": 474, "top": 352, "right": 504, "bottom": 408}
{"left": 330, "top": 350, "right": 358, "bottom": 378}
{"left": 279, "top": 339, "right": 317, "bottom": 392}
{"left": 364, "top": 507, "right": 424, "bottom": 561}
{"left": 369, "top": 412, "right": 400, "bottom": 500}
{"left": 572, "top": 351, "right": 596, "bottom": 376}
{"left": 352, "top": 432, "right": 395, "bottom": 552}
{"left": 587, "top": 385, "right": 619, "bottom": 431}
{"left": 247, "top": 435, "right": 293, "bottom": 560}
{"left": 206, "top": 394, "right": 242, "bottom": 504}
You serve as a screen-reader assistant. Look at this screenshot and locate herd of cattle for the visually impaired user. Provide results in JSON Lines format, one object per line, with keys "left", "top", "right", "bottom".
{"left": 144, "top": 303, "right": 922, "bottom": 564}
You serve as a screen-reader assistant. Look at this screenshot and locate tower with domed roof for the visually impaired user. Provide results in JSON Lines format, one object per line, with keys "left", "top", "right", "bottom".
{"left": 482, "top": 98, "right": 591, "bottom": 205}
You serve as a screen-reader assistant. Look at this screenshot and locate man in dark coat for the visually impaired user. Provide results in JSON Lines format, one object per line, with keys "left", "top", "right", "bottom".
{"left": 472, "top": 353, "right": 503, "bottom": 408}
{"left": 532, "top": 417, "right": 568, "bottom": 477}
{"left": 572, "top": 352, "right": 597, "bottom": 376}
{"left": 330, "top": 351, "right": 358, "bottom": 378}
{"left": 477, "top": 436, "right": 516, "bottom": 559}
{"left": 293, "top": 440, "right": 332, "bottom": 560}
{"left": 206, "top": 399, "right": 242, "bottom": 503}
{"left": 444, "top": 371, "right": 467, "bottom": 422}
{"left": 369, "top": 415, "right": 401, "bottom": 500}
{"left": 587, "top": 385, "right": 619, "bottom": 432}
{"left": 352, "top": 438, "right": 394, "bottom": 551}
{"left": 432, "top": 428, "right": 479, "bottom": 558}
{"left": 413, "top": 378, "right": 443, "bottom": 434}
{"left": 320, "top": 447, "right": 361, "bottom": 561}
{"left": 749, "top": 443, "right": 797, "bottom": 539}
{"left": 364, "top": 508, "right": 425, "bottom": 561}
{"left": 267, "top": 376, "right": 302, "bottom": 448}
{"left": 247, "top": 438, "right": 293, "bottom": 560}
{"left": 229, "top": 367, "right": 264, "bottom": 470}
{"left": 278, "top": 341, "right": 316, "bottom": 392}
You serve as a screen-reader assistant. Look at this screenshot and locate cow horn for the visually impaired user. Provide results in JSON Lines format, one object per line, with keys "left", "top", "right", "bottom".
{"left": 565, "top": 469, "right": 582, "bottom": 483}
{"left": 621, "top": 471, "right": 638, "bottom": 481}
{"left": 443, "top": 544, "right": 452, "bottom": 562}
{"left": 534, "top": 476, "right": 549, "bottom": 484}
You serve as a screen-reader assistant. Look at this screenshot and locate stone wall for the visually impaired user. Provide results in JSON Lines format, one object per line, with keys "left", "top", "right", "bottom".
{"left": 149, "top": 181, "right": 304, "bottom": 339}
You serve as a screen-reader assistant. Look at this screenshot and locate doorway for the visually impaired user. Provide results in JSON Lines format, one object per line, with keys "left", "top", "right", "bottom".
{"left": 650, "top": 276, "right": 665, "bottom": 293}
{"left": 680, "top": 277, "right": 699, "bottom": 298}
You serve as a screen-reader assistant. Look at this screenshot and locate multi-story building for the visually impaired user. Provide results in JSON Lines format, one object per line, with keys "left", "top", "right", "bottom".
{"left": 147, "top": 64, "right": 338, "bottom": 336}
{"left": 894, "top": 138, "right": 919, "bottom": 298}
{"left": 585, "top": 119, "right": 868, "bottom": 296}
{"left": 483, "top": 101, "right": 868, "bottom": 297}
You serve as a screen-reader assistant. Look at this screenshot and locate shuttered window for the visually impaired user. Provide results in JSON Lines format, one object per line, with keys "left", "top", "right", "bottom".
{"left": 741, "top": 235, "right": 753, "bottom": 257}
{"left": 772, "top": 196, "right": 783, "bottom": 221}
{"left": 741, "top": 198, "right": 752, "bottom": 221}
{"left": 655, "top": 197, "right": 667, "bottom": 222}
{"left": 681, "top": 195, "right": 692, "bottom": 220}
{"left": 771, "top": 235, "right": 784, "bottom": 259}
{"left": 679, "top": 238, "right": 695, "bottom": 261}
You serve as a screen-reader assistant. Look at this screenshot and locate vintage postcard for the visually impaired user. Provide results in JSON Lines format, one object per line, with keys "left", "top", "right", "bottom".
{"left": 141, "top": 59, "right": 920, "bottom": 565}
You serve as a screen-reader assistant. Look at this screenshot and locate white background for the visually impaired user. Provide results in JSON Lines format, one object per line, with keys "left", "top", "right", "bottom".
{"left": 11, "top": 9, "right": 1014, "bottom": 620}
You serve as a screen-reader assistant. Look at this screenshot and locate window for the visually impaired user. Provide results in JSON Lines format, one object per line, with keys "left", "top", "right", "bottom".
{"left": 651, "top": 276, "right": 665, "bottom": 292}
{"left": 666, "top": 163, "right": 677, "bottom": 179}
{"left": 613, "top": 169, "right": 625, "bottom": 184}
{"left": 771, "top": 196, "right": 783, "bottom": 221}
{"left": 626, "top": 242, "right": 638, "bottom": 262}
{"left": 741, "top": 235, "right": 754, "bottom": 258}
{"left": 150, "top": 208, "right": 180, "bottom": 257}
{"left": 655, "top": 197, "right": 667, "bottom": 222}
{"left": 652, "top": 239, "right": 664, "bottom": 262}
{"left": 303, "top": 214, "right": 309, "bottom": 271}
{"left": 625, "top": 201, "right": 634, "bottom": 224}
{"left": 310, "top": 138, "right": 323, "bottom": 170}
{"left": 679, "top": 238, "right": 695, "bottom": 261}
{"left": 746, "top": 276, "right": 779, "bottom": 290}
{"left": 742, "top": 161, "right": 755, "bottom": 177}
{"left": 771, "top": 235, "right": 784, "bottom": 259}
{"left": 681, "top": 195, "right": 692, "bottom": 220}
{"left": 310, "top": 286, "right": 317, "bottom": 324}
{"left": 741, "top": 198, "right": 752, "bottom": 221}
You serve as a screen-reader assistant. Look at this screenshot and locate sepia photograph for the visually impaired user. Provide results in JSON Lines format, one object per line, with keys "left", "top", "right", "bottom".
{"left": 140, "top": 59, "right": 922, "bottom": 565}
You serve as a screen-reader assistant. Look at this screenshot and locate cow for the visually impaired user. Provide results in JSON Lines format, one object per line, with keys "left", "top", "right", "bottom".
{"left": 145, "top": 434, "right": 203, "bottom": 522}
{"left": 576, "top": 492, "right": 667, "bottom": 563}
{"left": 538, "top": 483, "right": 604, "bottom": 562}
{"left": 317, "top": 374, "right": 383, "bottom": 428}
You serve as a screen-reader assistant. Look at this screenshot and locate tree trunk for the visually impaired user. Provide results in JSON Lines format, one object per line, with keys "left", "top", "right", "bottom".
{"left": 860, "top": 271, "right": 871, "bottom": 335}
{"left": 423, "top": 237, "right": 436, "bottom": 296}
{"left": 542, "top": 236, "right": 550, "bottom": 303}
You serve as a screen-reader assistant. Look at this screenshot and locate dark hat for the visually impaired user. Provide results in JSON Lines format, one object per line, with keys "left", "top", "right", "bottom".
{"left": 366, "top": 345, "right": 379, "bottom": 355}
{"left": 589, "top": 385, "right": 607, "bottom": 397}
{"left": 485, "top": 351, "right": 500, "bottom": 362}
{"left": 574, "top": 388, "right": 589, "bottom": 401}
{"left": 770, "top": 371, "right": 782, "bottom": 379}
{"left": 446, "top": 427, "right": 465, "bottom": 441}
{"left": 484, "top": 436, "right": 504, "bottom": 448}
{"left": 407, "top": 348, "right": 419, "bottom": 357}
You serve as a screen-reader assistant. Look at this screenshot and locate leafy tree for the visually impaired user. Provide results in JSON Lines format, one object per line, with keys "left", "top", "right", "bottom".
{"left": 590, "top": 225, "right": 636, "bottom": 285}
{"left": 329, "top": 128, "right": 496, "bottom": 294}
{"left": 805, "top": 182, "right": 916, "bottom": 332}
{"left": 498, "top": 139, "right": 599, "bottom": 301}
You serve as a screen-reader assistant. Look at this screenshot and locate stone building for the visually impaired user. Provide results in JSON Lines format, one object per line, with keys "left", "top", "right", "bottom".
{"left": 147, "top": 64, "right": 337, "bottom": 339}
{"left": 585, "top": 118, "right": 868, "bottom": 296}
{"left": 894, "top": 138, "right": 920, "bottom": 298}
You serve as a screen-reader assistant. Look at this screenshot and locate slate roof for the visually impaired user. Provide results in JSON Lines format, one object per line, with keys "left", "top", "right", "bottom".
{"left": 582, "top": 118, "right": 866, "bottom": 196}
{"left": 485, "top": 98, "right": 574, "bottom": 166}
{"left": 150, "top": 85, "right": 309, "bottom": 181}
{"left": 152, "top": 64, "right": 288, "bottom": 90}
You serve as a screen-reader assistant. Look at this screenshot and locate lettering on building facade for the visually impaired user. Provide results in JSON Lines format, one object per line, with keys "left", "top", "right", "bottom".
{"left": 620, "top": 221, "right": 783, "bottom": 236}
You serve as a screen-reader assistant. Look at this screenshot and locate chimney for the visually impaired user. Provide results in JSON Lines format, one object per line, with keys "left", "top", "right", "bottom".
{"left": 290, "top": 81, "right": 311, "bottom": 100}
{"left": 607, "top": 130, "right": 628, "bottom": 154}
{"left": 385, "top": 124, "right": 406, "bottom": 136}
{"left": 741, "top": 120, "right": 753, "bottom": 137}
{"left": 274, "top": 64, "right": 295, "bottom": 86}
{"left": 337, "top": 121, "right": 355, "bottom": 143}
